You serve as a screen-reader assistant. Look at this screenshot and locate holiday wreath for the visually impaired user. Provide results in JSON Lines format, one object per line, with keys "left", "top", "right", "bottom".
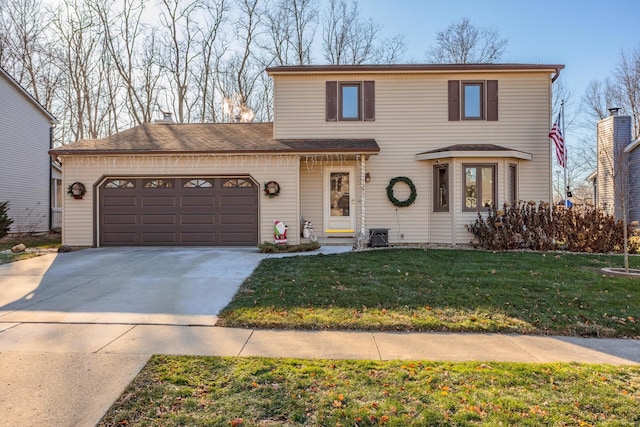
{"left": 386, "top": 176, "right": 417, "bottom": 207}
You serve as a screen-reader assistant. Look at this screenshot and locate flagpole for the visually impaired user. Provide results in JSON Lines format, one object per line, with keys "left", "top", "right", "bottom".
{"left": 562, "top": 100, "right": 568, "bottom": 208}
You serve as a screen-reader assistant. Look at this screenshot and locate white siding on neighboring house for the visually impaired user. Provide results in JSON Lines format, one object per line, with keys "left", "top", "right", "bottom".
{"left": 273, "top": 70, "right": 553, "bottom": 244}
{"left": 60, "top": 154, "right": 300, "bottom": 246}
{"left": 0, "top": 71, "right": 55, "bottom": 233}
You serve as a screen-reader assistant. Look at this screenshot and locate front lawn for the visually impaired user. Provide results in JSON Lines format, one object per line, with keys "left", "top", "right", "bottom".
{"left": 100, "top": 356, "right": 640, "bottom": 426}
{"left": 0, "top": 234, "right": 61, "bottom": 265}
{"left": 218, "top": 249, "right": 640, "bottom": 337}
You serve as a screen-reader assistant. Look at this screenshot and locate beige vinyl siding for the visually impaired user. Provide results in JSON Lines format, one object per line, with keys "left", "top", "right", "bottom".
{"left": 0, "top": 75, "right": 52, "bottom": 233}
{"left": 275, "top": 71, "right": 552, "bottom": 244}
{"left": 60, "top": 154, "right": 299, "bottom": 246}
{"left": 300, "top": 160, "right": 324, "bottom": 233}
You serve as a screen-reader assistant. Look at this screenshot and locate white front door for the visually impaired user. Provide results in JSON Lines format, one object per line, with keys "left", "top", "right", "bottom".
{"left": 324, "top": 167, "right": 355, "bottom": 235}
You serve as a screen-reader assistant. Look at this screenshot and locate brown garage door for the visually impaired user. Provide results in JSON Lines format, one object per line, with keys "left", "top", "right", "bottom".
{"left": 99, "top": 177, "right": 258, "bottom": 246}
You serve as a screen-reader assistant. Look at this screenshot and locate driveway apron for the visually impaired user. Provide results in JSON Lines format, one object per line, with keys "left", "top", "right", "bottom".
{"left": 0, "top": 247, "right": 266, "bottom": 325}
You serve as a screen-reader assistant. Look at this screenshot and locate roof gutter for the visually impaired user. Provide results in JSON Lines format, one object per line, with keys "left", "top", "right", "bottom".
{"left": 551, "top": 66, "right": 562, "bottom": 83}
{"left": 49, "top": 148, "right": 381, "bottom": 156}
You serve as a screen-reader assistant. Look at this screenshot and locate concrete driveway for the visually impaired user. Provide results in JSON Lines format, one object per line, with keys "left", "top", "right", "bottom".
{"left": 0, "top": 247, "right": 268, "bottom": 326}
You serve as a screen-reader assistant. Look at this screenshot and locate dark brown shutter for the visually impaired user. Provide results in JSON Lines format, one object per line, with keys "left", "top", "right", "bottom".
{"left": 448, "top": 80, "right": 460, "bottom": 121}
{"left": 363, "top": 80, "right": 375, "bottom": 121}
{"left": 326, "top": 81, "right": 337, "bottom": 121}
{"left": 486, "top": 80, "right": 498, "bottom": 121}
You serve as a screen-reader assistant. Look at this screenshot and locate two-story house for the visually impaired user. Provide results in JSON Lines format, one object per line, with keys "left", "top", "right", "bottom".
{"left": 50, "top": 63, "right": 562, "bottom": 247}
{"left": 1, "top": 66, "right": 58, "bottom": 234}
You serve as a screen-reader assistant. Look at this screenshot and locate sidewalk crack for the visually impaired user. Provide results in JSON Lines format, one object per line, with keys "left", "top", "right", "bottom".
{"left": 95, "top": 324, "right": 137, "bottom": 353}
{"left": 372, "top": 333, "right": 382, "bottom": 360}
{"left": 237, "top": 329, "right": 255, "bottom": 356}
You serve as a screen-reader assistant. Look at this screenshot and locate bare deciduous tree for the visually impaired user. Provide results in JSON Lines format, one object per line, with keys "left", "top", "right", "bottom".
{"left": 263, "top": 0, "right": 317, "bottom": 66}
{"left": 158, "top": 0, "right": 204, "bottom": 123}
{"left": 52, "top": 0, "right": 115, "bottom": 141}
{"left": 428, "top": 18, "right": 507, "bottom": 64}
{"left": 91, "top": 0, "right": 161, "bottom": 126}
{"left": 0, "top": 0, "right": 60, "bottom": 111}
{"left": 218, "top": 0, "right": 262, "bottom": 122}
{"left": 193, "top": 0, "right": 228, "bottom": 123}
{"left": 583, "top": 47, "right": 640, "bottom": 140}
{"left": 322, "top": 0, "right": 405, "bottom": 65}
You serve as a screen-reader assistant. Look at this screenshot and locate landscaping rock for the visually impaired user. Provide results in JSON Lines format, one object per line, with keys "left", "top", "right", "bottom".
{"left": 11, "top": 243, "right": 26, "bottom": 253}
{"left": 58, "top": 245, "right": 73, "bottom": 253}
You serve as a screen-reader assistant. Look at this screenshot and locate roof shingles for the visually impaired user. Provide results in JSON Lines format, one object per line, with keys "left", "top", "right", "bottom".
{"left": 49, "top": 123, "right": 379, "bottom": 156}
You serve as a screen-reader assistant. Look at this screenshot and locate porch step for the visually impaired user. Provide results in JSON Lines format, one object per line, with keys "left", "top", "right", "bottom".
{"left": 301, "top": 237, "right": 355, "bottom": 246}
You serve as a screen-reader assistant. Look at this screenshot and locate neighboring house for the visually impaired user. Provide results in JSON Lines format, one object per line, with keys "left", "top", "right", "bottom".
{"left": 50, "top": 63, "right": 562, "bottom": 247}
{"left": 592, "top": 109, "right": 640, "bottom": 223}
{"left": 51, "top": 161, "right": 63, "bottom": 231}
{"left": 0, "top": 66, "right": 58, "bottom": 234}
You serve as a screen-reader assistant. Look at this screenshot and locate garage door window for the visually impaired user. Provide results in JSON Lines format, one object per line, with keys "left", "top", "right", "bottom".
{"left": 223, "top": 178, "right": 254, "bottom": 188}
{"left": 105, "top": 179, "right": 135, "bottom": 188}
{"left": 183, "top": 178, "right": 213, "bottom": 188}
{"left": 144, "top": 179, "right": 173, "bottom": 188}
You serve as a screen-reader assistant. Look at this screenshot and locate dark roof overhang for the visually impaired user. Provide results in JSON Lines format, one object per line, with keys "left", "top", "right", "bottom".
{"left": 267, "top": 63, "right": 565, "bottom": 76}
{"left": 416, "top": 144, "right": 533, "bottom": 161}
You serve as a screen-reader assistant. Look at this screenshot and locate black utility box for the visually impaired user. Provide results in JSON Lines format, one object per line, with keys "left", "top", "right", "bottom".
{"left": 368, "top": 228, "right": 389, "bottom": 248}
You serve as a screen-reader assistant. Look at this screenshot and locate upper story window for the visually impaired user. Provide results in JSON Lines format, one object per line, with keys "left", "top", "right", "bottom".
{"left": 448, "top": 80, "right": 498, "bottom": 121}
{"left": 463, "top": 164, "right": 496, "bottom": 211}
{"left": 326, "top": 80, "right": 375, "bottom": 122}
{"left": 463, "top": 82, "right": 483, "bottom": 119}
{"left": 340, "top": 83, "right": 361, "bottom": 120}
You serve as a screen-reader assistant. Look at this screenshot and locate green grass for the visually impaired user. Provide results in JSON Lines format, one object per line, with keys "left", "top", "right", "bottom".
{"left": 99, "top": 356, "right": 640, "bottom": 426}
{"left": 0, "top": 234, "right": 61, "bottom": 264}
{"left": 218, "top": 249, "right": 640, "bottom": 337}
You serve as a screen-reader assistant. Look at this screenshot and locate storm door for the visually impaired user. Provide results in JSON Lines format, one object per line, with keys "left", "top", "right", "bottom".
{"left": 323, "top": 167, "right": 355, "bottom": 235}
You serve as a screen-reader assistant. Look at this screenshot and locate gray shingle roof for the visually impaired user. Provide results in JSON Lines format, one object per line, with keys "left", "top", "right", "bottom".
{"left": 49, "top": 122, "right": 379, "bottom": 155}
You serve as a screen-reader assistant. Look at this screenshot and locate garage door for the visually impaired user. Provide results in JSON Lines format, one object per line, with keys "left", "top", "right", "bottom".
{"left": 99, "top": 177, "right": 258, "bottom": 246}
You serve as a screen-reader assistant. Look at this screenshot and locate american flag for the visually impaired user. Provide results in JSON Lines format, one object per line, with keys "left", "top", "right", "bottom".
{"left": 549, "top": 114, "right": 565, "bottom": 168}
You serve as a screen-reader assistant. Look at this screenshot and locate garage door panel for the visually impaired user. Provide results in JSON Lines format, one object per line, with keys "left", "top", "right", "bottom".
{"left": 100, "top": 177, "right": 258, "bottom": 246}
{"left": 181, "top": 196, "right": 215, "bottom": 207}
{"left": 102, "top": 233, "right": 138, "bottom": 244}
{"left": 141, "top": 196, "right": 177, "bottom": 207}
{"left": 181, "top": 214, "right": 215, "bottom": 225}
{"left": 141, "top": 233, "right": 177, "bottom": 244}
{"left": 102, "top": 214, "right": 137, "bottom": 225}
{"left": 102, "top": 196, "right": 137, "bottom": 207}
{"left": 220, "top": 213, "right": 256, "bottom": 225}
{"left": 141, "top": 214, "right": 176, "bottom": 225}
{"left": 220, "top": 195, "right": 257, "bottom": 207}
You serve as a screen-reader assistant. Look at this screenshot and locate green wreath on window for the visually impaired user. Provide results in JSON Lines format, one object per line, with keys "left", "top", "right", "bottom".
{"left": 386, "top": 176, "right": 417, "bottom": 207}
